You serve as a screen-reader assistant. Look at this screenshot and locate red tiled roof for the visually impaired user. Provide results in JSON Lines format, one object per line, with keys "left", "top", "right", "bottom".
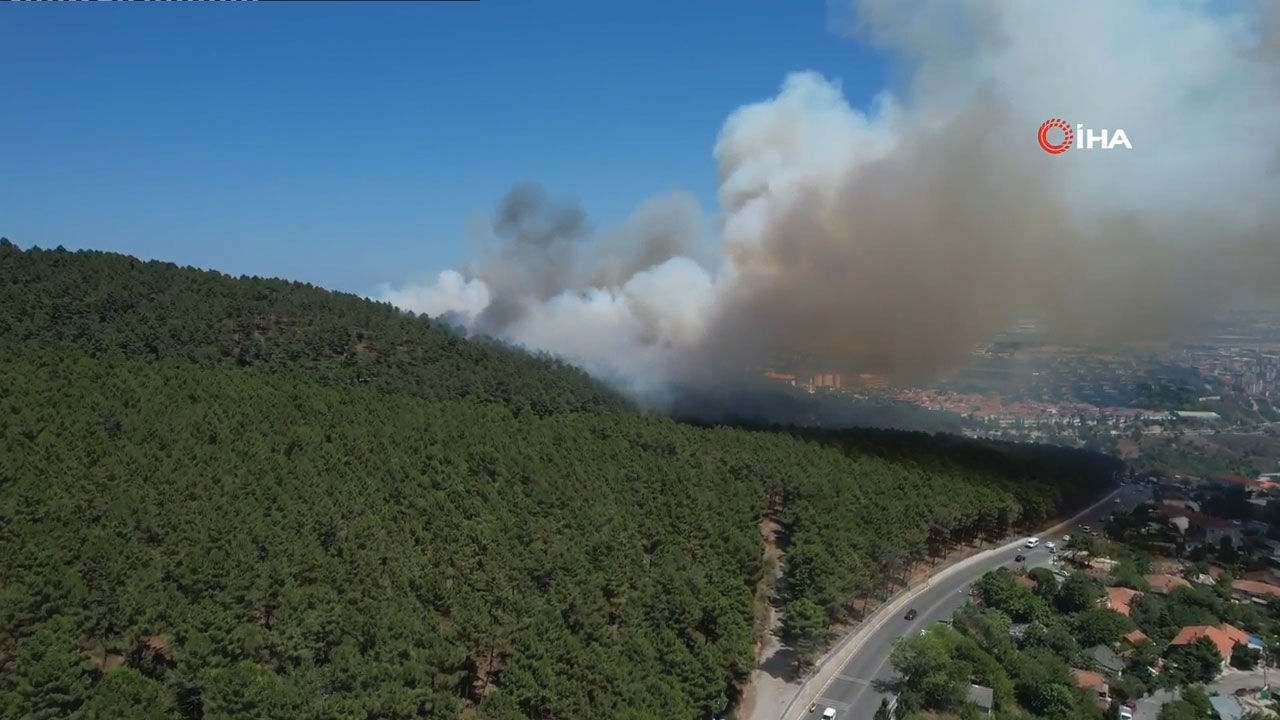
{"left": 1184, "top": 511, "right": 1239, "bottom": 530}
{"left": 1145, "top": 574, "right": 1192, "bottom": 594}
{"left": 1123, "top": 629, "right": 1149, "bottom": 645}
{"left": 1105, "top": 587, "right": 1142, "bottom": 616}
{"left": 1222, "top": 475, "right": 1261, "bottom": 489}
{"left": 1073, "top": 668, "right": 1109, "bottom": 693}
{"left": 1219, "top": 623, "right": 1251, "bottom": 647}
{"left": 1169, "top": 626, "right": 1237, "bottom": 661}
{"left": 1233, "top": 580, "right": 1280, "bottom": 599}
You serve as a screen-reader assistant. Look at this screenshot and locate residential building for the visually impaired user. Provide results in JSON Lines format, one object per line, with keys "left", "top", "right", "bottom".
{"left": 1184, "top": 512, "right": 1244, "bottom": 547}
{"left": 967, "top": 684, "right": 994, "bottom": 716}
{"left": 1088, "top": 645, "right": 1126, "bottom": 676}
{"left": 1232, "top": 579, "right": 1280, "bottom": 603}
{"left": 1096, "top": 557, "right": 1121, "bottom": 572}
{"left": 1241, "top": 568, "right": 1280, "bottom": 585}
{"left": 1167, "top": 623, "right": 1252, "bottom": 674}
{"left": 1104, "top": 587, "right": 1141, "bottom": 616}
{"left": 1217, "top": 623, "right": 1265, "bottom": 652}
{"left": 1122, "top": 629, "right": 1149, "bottom": 647}
{"left": 1145, "top": 574, "right": 1192, "bottom": 594}
{"left": 1161, "top": 498, "right": 1202, "bottom": 513}
{"left": 1072, "top": 669, "right": 1111, "bottom": 708}
{"left": 1210, "top": 695, "right": 1246, "bottom": 720}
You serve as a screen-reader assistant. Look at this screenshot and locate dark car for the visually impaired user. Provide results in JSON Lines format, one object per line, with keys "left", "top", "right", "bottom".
{"left": 904, "top": 608, "right": 918, "bottom": 621}
{"left": 1014, "top": 553, "right": 1026, "bottom": 562}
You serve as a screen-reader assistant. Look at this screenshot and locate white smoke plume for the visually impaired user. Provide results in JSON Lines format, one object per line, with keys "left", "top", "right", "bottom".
{"left": 378, "top": 0, "right": 1280, "bottom": 399}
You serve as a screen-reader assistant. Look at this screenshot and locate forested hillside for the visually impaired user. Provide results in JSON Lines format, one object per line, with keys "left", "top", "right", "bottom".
{"left": 0, "top": 240, "right": 626, "bottom": 416}
{"left": 0, "top": 242, "right": 1122, "bottom": 720}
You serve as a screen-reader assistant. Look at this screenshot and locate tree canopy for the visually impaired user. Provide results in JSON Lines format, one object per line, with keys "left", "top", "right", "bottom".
{"left": 0, "top": 243, "right": 1121, "bottom": 718}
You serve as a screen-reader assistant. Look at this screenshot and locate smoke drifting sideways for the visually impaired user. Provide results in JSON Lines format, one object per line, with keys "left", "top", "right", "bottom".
{"left": 378, "top": 0, "right": 1280, "bottom": 412}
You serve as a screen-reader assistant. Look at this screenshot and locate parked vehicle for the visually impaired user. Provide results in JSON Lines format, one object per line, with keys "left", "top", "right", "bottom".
{"left": 1015, "top": 554, "right": 1026, "bottom": 562}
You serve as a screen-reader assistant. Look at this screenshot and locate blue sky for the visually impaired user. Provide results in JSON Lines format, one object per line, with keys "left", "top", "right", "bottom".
{"left": 1, "top": 1, "right": 887, "bottom": 294}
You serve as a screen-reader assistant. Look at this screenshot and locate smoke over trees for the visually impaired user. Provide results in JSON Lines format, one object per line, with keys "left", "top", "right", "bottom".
{"left": 380, "top": 0, "right": 1280, "bottom": 403}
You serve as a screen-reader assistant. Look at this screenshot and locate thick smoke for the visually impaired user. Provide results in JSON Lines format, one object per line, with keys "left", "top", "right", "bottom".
{"left": 379, "top": 0, "right": 1280, "bottom": 401}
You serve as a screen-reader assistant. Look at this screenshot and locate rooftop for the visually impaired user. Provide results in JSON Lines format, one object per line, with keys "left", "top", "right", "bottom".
{"left": 1169, "top": 625, "right": 1243, "bottom": 661}
{"left": 1072, "top": 668, "right": 1109, "bottom": 693}
{"left": 1105, "top": 586, "right": 1142, "bottom": 616}
{"left": 1123, "top": 629, "right": 1149, "bottom": 645}
{"left": 1145, "top": 574, "right": 1192, "bottom": 594}
{"left": 1233, "top": 579, "right": 1280, "bottom": 599}
{"left": 1210, "top": 695, "right": 1245, "bottom": 720}
{"left": 1089, "top": 644, "right": 1126, "bottom": 674}
{"left": 968, "top": 684, "right": 994, "bottom": 710}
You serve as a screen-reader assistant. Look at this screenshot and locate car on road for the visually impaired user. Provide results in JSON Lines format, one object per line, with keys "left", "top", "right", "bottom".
{"left": 822, "top": 708, "right": 837, "bottom": 719}
{"left": 1120, "top": 706, "right": 1133, "bottom": 720}
{"left": 1081, "top": 525, "right": 1091, "bottom": 533}
{"left": 1045, "top": 541, "right": 1057, "bottom": 553}
{"left": 1025, "top": 537, "right": 1039, "bottom": 548}
{"left": 1014, "top": 553, "right": 1026, "bottom": 562}
{"left": 904, "top": 608, "right": 918, "bottom": 621}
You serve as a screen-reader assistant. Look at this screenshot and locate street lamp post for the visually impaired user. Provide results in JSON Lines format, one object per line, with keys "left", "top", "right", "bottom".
{"left": 1262, "top": 644, "right": 1269, "bottom": 700}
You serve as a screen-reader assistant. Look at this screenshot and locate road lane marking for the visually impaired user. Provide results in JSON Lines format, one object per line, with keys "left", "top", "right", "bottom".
{"left": 842, "top": 579, "right": 975, "bottom": 713}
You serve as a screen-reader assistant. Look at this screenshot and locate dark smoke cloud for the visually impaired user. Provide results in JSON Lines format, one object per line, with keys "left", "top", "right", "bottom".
{"left": 468, "top": 184, "right": 589, "bottom": 334}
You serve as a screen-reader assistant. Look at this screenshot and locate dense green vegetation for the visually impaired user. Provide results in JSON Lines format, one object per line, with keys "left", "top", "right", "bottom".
{"left": 0, "top": 240, "right": 626, "bottom": 417}
{"left": 891, "top": 570, "right": 1131, "bottom": 720}
{"left": 892, "top": 554, "right": 1280, "bottom": 720}
{"left": 1131, "top": 430, "right": 1280, "bottom": 478}
{"left": 0, "top": 243, "right": 1120, "bottom": 718}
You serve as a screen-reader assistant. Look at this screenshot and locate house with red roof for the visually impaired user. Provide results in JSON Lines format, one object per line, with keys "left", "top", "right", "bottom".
{"left": 1222, "top": 475, "right": 1261, "bottom": 490}
{"left": 1072, "top": 669, "right": 1111, "bottom": 708}
{"left": 1232, "top": 579, "right": 1280, "bottom": 603}
{"left": 1104, "top": 587, "right": 1142, "bottom": 616}
{"left": 1122, "top": 629, "right": 1149, "bottom": 647}
{"left": 1145, "top": 574, "right": 1191, "bottom": 594}
{"left": 1184, "top": 511, "right": 1244, "bottom": 548}
{"left": 1166, "top": 623, "right": 1254, "bottom": 675}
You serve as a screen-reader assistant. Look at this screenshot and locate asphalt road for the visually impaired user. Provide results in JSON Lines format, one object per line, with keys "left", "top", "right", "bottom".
{"left": 801, "top": 483, "right": 1151, "bottom": 720}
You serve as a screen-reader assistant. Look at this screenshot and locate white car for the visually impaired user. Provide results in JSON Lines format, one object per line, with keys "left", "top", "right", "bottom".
{"left": 1045, "top": 541, "right": 1057, "bottom": 552}
{"left": 823, "top": 709, "right": 837, "bottom": 720}
{"left": 1025, "top": 537, "right": 1040, "bottom": 548}
{"left": 1120, "top": 706, "right": 1134, "bottom": 720}
{"left": 1062, "top": 534, "right": 1071, "bottom": 542}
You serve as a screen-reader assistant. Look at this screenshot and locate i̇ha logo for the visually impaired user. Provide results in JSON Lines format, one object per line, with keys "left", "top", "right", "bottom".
{"left": 1038, "top": 118, "right": 1132, "bottom": 154}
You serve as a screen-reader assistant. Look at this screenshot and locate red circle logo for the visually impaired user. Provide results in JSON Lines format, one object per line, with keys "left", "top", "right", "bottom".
{"left": 1038, "top": 118, "right": 1074, "bottom": 154}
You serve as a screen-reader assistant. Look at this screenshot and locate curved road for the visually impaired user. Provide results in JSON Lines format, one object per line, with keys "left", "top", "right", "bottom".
{"left": 786, "top": 482, "right": 1151, "bottom": 720}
